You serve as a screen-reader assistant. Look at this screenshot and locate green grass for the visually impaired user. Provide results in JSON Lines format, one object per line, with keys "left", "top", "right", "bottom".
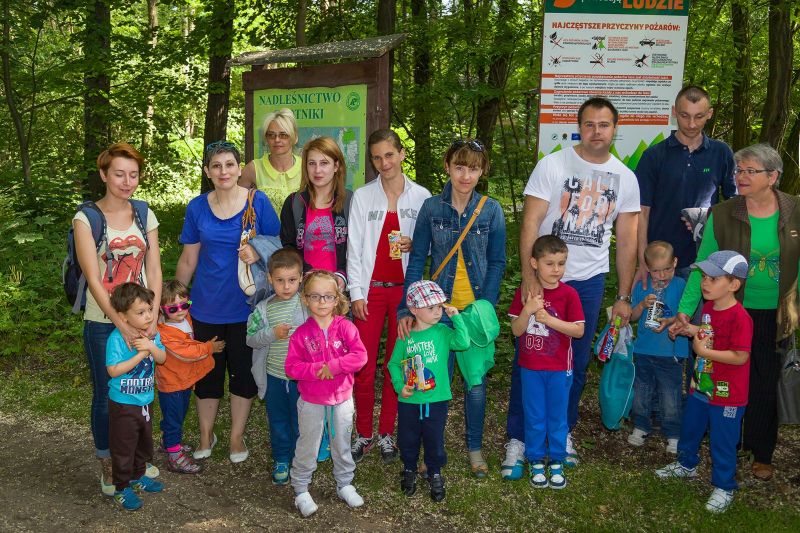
{"left": 2, "top": 198, "right": 800, "bottom": 531}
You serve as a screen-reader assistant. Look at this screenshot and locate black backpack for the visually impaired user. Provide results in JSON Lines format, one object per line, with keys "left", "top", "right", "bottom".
{"left": 63, "top": 199, "right": 149, "bottom": 314}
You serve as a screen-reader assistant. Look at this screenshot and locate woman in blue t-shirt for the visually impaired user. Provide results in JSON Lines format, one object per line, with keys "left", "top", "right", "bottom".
{"left": 175, "top": 141, "right": 280, "bottom": 463}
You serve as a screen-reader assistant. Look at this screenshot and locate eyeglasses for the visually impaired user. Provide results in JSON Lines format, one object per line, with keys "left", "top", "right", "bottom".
{"left": 266, "top": 132, "right": 291, "bottom": 141}
{"left": 734, "top": 167, "right": 770, "bottom": 176}
{"left": 161, "top": 301, "right": 192, "bottom": 314}
{"left": 205, "top": 140, "right": 238, "bottom": 154}
{"left": 451, "top": 139, "right": 485, "bottom": 152}
{"left": 306, "top": 293, "right": 338, "bottom": 303}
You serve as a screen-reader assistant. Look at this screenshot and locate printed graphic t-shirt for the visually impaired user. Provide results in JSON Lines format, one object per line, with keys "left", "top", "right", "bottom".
{"left": 690, "top": 301, "right": 753, "bottom": 407}
{"left": 508, "top": 282, "right": 585, "bottom": 372}
{"left": 524, "top": 147, "right": 640, "bottom": 281}
{"left": 303, "top": 206, "right": 337, "bottom": 272}
{"left": 74, "top": 208, "right": 159, "bottom": 323}
{"left": 387, "top": 314, "right": 470, "bottom": 404}
{"left": 106, "top": 328, "right": 165, "bottom": 406}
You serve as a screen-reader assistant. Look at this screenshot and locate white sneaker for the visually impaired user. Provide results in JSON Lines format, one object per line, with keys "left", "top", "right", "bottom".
{"left": 705, "top": 488, "right": 734, "bottom": 513}
{"left": 564, "top": 433, "right": 579, "bottom": 467}
{"left": 336, "top": 484, "right": 364, "bottom": 508}
{"left": 666, "top": 438, "right": 679, "bottom": 454}
{"left": 628, "top": 428, "right": 648, "bottom": 447}
{"left": 295, "top": 491, "right": 318, "bottom": 517}
{"left": 501, "top": 438, "right": 526, "bottom": 480}
{"left": 655, "top": 461, "right": 697, "bottom": 479}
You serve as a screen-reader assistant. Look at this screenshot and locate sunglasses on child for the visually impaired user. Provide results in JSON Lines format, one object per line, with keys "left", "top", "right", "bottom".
{"left": 161, "top": 301, "right": 192, "bottom": 314}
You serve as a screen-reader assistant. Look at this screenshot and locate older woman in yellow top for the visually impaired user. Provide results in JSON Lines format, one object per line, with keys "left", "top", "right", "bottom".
{"left": 240, "top": 108, "right": 303, "bottom": 212}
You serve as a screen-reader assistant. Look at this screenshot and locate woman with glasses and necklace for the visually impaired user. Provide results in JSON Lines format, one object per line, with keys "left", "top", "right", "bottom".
{"left": 175, "top": 141, "right": 280, "bottom": 463}
{"left": 240, "top": 108, "right": 302, "bottom": 213}
{"left": 673, "top": 143, "right": 800, "bottom": 482}
{"left": 397, "top": 139, "right": 507, "bottom": 478}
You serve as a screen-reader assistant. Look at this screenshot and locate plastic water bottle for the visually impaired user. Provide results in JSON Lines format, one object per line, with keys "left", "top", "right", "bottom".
{"left": 695, "top": 313, "right": 715, "bottom": 394}
{"left": 645, "top": 282, "right": 666, "bottom": 330}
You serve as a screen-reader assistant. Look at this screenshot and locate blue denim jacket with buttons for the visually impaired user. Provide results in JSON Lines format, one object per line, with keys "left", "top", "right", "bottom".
{"left": 399, "top": 181, "right": 507, "bottom": 319}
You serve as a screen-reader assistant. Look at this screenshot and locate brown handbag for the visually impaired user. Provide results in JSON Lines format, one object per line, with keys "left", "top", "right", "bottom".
{"left": 430, "top": 195, "right": 488, "bottom": 281}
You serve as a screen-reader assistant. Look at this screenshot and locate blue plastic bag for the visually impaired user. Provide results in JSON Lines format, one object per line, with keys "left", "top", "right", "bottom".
{"left": 595, "top": 322, "right": 635, "bottom": 430}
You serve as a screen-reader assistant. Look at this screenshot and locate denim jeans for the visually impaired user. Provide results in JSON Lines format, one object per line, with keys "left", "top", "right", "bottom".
{"left": 158, "top": 389, "right": 192, "bottom": 449}
{"left": 566, "top": 273, "right": 606, "bottom": 431}
{"left": 83, "top": 320, "right": 116, "bottom": 458}
{"left": 631, "top": 354, "right": 683, "bottom": 439}
{"left": 448, "top": 350, "right": 487, "bottom": 451}
{"left": 265, "top": 374, "right": 300, "bottom": 463}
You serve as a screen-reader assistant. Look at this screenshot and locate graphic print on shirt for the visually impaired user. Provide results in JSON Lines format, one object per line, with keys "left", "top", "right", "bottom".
{"left": 101, "top": 234, "right": 147, "bottom": 294}
{"left": 305, "top": 214, "right": 335, "bottom": 253}
{"left": 748, "top": 248, "right": 780, "bottom": 283}
{"left": 551, "top": 171, "right": 619, "bottom": 248}
{"left": 522, "top": 302, "right": 560, "bottom": 356}
{"left": 120, "top": 356, "right": 154, "bottom": 395}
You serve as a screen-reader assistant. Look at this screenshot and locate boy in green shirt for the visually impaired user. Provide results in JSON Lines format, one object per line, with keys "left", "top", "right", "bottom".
{"left": 388, "top": 280, "right": 469, "bottom": 502}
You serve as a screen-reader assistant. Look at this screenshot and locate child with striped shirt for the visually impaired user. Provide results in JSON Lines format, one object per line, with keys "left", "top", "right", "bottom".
{"left": 247, "top": 248, "right": 308, "bottom": 485}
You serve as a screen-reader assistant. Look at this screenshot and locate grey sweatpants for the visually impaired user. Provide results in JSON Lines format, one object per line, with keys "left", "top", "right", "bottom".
{"left": 291, "top": 397, "right": 356, "bottom": 494}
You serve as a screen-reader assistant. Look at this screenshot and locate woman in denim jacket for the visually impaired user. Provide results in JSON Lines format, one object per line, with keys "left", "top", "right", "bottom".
{"left": 397, "top": 139, "right": 506, "bottom": 477}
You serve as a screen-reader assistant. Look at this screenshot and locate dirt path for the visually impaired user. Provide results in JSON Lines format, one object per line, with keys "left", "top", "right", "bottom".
{"left": 0, "top": 412, "right": 409, "bottom": 533}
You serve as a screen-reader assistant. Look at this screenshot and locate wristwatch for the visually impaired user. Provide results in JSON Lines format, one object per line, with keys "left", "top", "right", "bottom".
{"left": 615, "top": 294, "right": 632, "bottom": 303}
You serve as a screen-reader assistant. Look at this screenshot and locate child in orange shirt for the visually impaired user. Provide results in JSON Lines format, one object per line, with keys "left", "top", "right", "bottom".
{"left": 156, "top": 280, "right": 224, "bottom": 473}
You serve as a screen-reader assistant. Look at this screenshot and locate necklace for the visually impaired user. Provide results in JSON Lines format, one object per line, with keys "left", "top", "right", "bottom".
{"left": 213, "top": 188, "right": 242, "bottom": 219}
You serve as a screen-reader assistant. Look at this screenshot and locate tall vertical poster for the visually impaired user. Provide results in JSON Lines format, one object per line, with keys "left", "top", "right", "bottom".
{"left": 253, "top": 84, "right": 368, "bottom": 190}
{"left": 538, "top": 0, "right": 690, "bottom": 169}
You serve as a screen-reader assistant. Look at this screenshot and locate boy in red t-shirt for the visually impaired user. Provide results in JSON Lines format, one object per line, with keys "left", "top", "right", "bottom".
{"left": 508, "top": 235, "right": 585, "bottom": 489}
{"left": 659, "top": 250, "right": 753, "bottom": 514}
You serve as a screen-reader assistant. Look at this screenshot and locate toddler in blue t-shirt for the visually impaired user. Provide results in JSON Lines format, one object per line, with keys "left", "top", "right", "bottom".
{"left": 106, "top": 283, "right": 166, "bottom": 511}
{"left": 629, "top": 241, "right": 689, "bottom": 453}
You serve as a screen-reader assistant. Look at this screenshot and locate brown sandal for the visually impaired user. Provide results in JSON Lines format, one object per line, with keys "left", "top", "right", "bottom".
{"left": 469, "top": 450, "right": 489, "bottom": 478}
{"left": 751, "top": 462, "right": 773, "bottom": 481}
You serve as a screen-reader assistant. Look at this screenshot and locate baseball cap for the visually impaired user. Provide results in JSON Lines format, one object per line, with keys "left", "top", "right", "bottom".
{"left": 406, "top": 280, "right": 447, "bottom": 308}
{"left": 691, "top": 250, "right": 748, "bottom": 279}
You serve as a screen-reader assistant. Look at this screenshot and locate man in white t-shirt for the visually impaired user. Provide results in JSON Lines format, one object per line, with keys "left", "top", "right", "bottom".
{"left": 501, "top": 97, "right": 639, "bottom": 478}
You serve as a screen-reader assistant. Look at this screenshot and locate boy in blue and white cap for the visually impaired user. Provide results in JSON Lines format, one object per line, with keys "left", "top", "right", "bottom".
{"left": 659, "top": 250, "right": 753, "bottom": 514}
{"left": 387, "top": 280, "right": 469, "bottom": 502}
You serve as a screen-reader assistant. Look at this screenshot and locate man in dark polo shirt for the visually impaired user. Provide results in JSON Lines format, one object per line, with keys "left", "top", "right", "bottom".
{"left": 635, "top": 85, "right": 736, "bottom": 285}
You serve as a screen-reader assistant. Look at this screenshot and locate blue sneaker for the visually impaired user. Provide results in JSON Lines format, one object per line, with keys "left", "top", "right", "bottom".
{"left": 317, "top": 429, "right": 331, "bottom": 462}
{"left": 114, "top": 486, "right": 143, "bottom": 511}
{"left": 529, "top": 463, "right": 548, "bottom": 489}
{"left": 131, "top": 475, "right": 163, "bottom": 493}
{"left": 549, "top": 462, "right": 567, "bottom": 489}
{"left": 501, "top": 439, "right": 525, "bottom": 480}
{"left": 272, "top": 462, "right": 290, "bottom": 485}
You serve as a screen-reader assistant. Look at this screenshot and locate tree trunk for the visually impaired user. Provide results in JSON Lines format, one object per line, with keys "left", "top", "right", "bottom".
{"left": 778, "top": 113, "right": 799, "bottom": 194}
{"left": 377, "top": 0, "right": 396, "bottom": 112}
{"left": 142, "top": 0, "right": 158, "bottom": 151}
{"left": 475, "top": 0, "right": 515, "bottom": 191}
{"left": 410, "top": 0, "right": 433, "bottom": 191}
{"left": 200, "top": 0, "right": 234, "bottom": 193}
{"left": 1, "top": 0, "right": 31, "bottom": 187}
{"left": 730, "top": 0, "right": 751, "bottom": 151}
{"left": 296, "top": 0, "right": 307, "bottom": 47}
{"left": 83, "top": 0, "right": 111, "bottom": 200}
{"left": 758, "top": 0, "right": 792, "bottom": 151}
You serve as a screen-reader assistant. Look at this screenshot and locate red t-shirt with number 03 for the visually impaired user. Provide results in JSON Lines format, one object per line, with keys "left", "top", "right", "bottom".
{"left": 508, "top": 283, "right": 585, "bottom": 372}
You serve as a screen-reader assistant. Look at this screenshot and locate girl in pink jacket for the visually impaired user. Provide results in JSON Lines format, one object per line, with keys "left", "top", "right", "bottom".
{"left": 285, "top": 270, "right": 368, "bottom": 517}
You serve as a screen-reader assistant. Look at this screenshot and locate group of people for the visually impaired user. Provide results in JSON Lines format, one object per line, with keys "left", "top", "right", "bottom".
{"left": 72, "top": 85, "right": 796, "bottom": 517}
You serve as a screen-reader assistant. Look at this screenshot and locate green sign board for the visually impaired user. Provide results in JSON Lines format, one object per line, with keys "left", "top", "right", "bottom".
{"left": 545, "top": 0, "right": 690, "bottom": 16}
{"left": 253, "top": 84, "right": 368, "bottom": 190}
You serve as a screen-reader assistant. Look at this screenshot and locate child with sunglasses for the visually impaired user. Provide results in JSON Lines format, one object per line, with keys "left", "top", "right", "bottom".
{"left": 285, "top": 270, "right": 368, "bottom": 517}
{"left": 156, "top": 280, "right": 225, "bottom": 473}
